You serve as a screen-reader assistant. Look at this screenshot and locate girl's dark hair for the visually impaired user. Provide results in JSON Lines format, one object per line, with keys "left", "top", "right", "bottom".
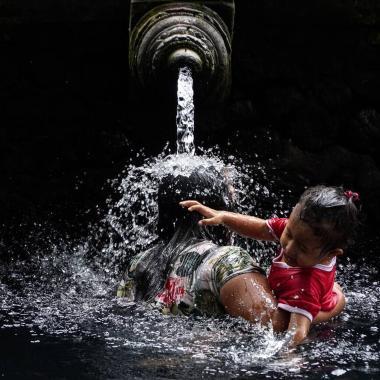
{"left": 133, "top": 166, "right": 234, "bottom": 301}
{"left": 297, "top": 185, "right": 360, "bottom": 254}
{"left": 157, "top": 166, "right": 233, "bottom": 245}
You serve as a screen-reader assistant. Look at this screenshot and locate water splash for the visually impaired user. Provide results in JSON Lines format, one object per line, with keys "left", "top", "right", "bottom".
{"left": 95, "top": 152, "right": 228, "bottom": 275}
{"left": 0, "top": 147, "right": 379, "bottom": 378}
{"left": 97, "top": 150, "right": 288, "bottom": 276}
{"left": 176, "top": 67, "right": 195, "bottom": 155}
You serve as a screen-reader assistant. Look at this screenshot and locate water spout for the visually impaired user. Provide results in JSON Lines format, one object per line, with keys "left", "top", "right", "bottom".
{"left": 129, "top": 1, "right": 235, "bottom": 101}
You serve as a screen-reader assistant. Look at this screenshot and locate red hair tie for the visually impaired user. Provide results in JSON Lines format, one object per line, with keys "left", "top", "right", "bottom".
{"left": 344, "top": 190, "right": 360, "bottom": 202}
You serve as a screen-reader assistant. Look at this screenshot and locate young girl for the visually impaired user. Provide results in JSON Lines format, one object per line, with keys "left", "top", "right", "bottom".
{"left": 180, "top": 185, "right": 360, "bottom": 345}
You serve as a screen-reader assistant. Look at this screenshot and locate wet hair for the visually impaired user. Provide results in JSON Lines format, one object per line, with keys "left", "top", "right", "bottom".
{"left": 297, "top": 185, "right": 360, "bottom": 255}
{"left": 133, "top": 166, "right": 234, "bottom": 301}
{"left": 157, "top": 166, "right": 234, "bottom": 245}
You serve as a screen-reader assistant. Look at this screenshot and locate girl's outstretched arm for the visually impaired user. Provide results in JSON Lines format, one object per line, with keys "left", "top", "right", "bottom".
{"left": 180, "top": 200, "right": 275, "bottom": 241}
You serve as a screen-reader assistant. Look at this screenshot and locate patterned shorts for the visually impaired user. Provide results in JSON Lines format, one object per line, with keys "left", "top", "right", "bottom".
{"left": 117, "top": 241, "right": 265, "bottom": 316}
{"left": 196, "top": 245, "right": 265, "bottom": 296}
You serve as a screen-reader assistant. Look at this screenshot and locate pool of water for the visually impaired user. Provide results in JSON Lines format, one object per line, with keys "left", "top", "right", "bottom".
{"left": 1, "top": 151, "right": 379, "bottom": 379}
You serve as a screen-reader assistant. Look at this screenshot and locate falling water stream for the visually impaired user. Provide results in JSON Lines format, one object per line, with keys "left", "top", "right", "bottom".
{"left": 176, "top": 67, "right": 195, "bottom": 155}
{"left": 0, "top": 68, "right": 379, "bottom": 378}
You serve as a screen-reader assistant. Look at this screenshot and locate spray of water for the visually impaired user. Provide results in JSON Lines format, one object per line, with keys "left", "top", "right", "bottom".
{"left": 1, "top": 147, "right": 379, "bottom": 378}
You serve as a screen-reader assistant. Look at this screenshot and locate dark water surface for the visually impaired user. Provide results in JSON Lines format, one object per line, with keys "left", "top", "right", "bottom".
{"left": 1, "top": 151, "right": 379, "bottom": 379}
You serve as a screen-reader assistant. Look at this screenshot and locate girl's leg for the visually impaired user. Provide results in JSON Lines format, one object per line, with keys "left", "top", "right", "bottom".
{"left": 313, "top": 282, "right": 346, "bottom": 324}
{"left": 219, "top": 272, "right": 288, "bottom": 330}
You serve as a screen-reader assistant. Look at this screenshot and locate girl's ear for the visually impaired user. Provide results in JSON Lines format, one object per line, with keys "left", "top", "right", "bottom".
{"left": 328, "top": 248, "right": 344, "bottom": 259}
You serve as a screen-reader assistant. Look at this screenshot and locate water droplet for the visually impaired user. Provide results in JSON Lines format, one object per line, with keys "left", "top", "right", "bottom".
{"left": 331, "top": 369, "right": 347, "bottom": 376}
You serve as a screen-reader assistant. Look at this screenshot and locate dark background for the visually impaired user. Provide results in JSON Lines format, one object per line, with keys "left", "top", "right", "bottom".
{"left": 0, "top": 1, "right": 379, "bottom": 237}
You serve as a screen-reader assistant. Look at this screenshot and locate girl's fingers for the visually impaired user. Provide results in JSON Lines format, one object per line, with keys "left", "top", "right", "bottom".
{"left": 188, "top": 205, "right": 214, "bottom": 217}
{"left": 179, "top": 200, "right": 201, "bottom": 208}
{"left": 188, "top": 205, "right": 204, "bottom": 212}
{"left": 180, "top": 200, "right": 217, "bottom": 219}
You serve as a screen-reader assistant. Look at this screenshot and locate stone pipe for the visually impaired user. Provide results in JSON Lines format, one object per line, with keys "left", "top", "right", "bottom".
{"left": 129, "top": 1, "right": 235, "bottom": 101}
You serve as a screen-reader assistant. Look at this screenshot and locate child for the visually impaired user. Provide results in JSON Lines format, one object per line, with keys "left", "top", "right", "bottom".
{"left": 180, "top": 185, "right": 360, "bottom": 345}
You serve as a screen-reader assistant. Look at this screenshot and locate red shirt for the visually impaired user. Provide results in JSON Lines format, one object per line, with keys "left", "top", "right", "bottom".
{"left": 267, "top": 218, "right": 338, "bottom": 321}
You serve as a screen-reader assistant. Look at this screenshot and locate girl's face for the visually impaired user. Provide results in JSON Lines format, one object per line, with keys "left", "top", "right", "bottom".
{"left": 280, "top": 205, "right": 329, "bottom": 267}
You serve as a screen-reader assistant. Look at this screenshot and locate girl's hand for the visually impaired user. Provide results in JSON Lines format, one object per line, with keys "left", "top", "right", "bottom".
{"left": 179, "top": 200, "right": 225, "bottom": 226}
{"left": 287, "top": 313, "right": 311, "bottom": 347}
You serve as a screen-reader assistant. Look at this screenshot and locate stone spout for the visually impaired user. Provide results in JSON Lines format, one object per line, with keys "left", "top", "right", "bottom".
{"left": 129, "top": 1, "right": 235, "bottom": 101}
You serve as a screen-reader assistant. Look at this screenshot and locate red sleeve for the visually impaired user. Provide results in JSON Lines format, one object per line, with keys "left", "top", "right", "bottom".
{"left": 266, "top": 218, "right": 288, "bottom": 240}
